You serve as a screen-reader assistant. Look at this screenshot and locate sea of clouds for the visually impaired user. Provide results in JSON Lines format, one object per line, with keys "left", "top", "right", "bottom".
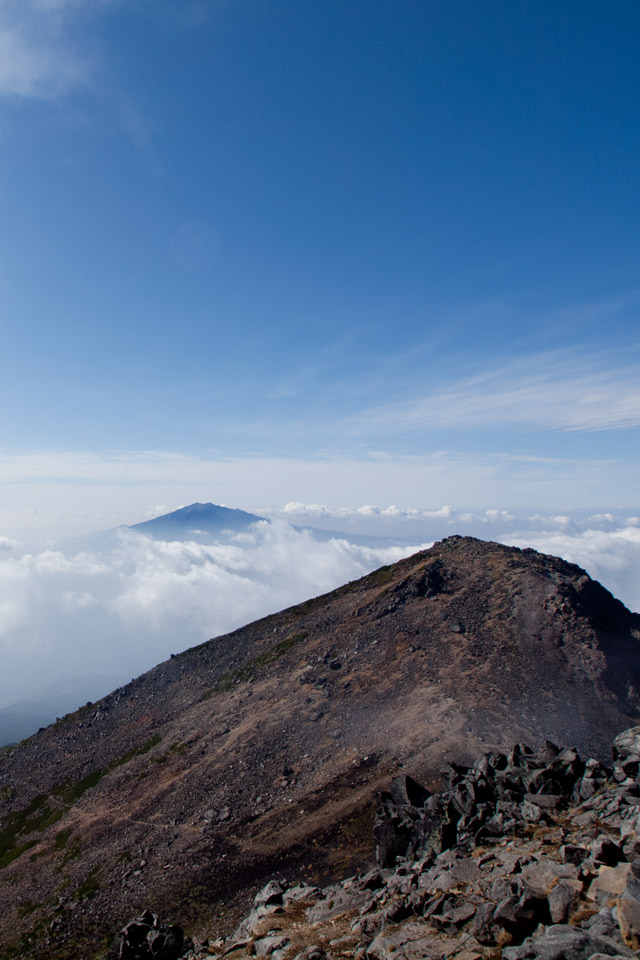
{"left": 0, "top": 521, "right": 423, "bottom": 708}
{"left": 0, "top": 509, "right": 638, "bottom": 711}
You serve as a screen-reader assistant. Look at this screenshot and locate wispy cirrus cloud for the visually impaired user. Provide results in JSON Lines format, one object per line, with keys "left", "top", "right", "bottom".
{"left": 352, "top": 352, "right": 640, "bottom": 434}
{"left": 0, "top": 0, "right": 107, "bottom": 99}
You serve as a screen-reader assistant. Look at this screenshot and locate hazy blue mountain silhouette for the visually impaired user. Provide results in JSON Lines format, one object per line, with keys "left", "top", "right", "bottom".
{"left": 129, "top": 502, "right": 265, "bottom": 542}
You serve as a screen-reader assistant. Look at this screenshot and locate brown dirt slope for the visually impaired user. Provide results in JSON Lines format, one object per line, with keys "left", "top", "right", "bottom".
{"left": 0, "top": 536, "right": 639, "bottom": 958}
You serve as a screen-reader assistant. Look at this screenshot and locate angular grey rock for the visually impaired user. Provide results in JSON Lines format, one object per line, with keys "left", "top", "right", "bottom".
{"left": 253, "top": 935, "right": 290, "bottom": 956}
{"left": 584, "top": 906, "right": 625, "bottom": 941}
{"left": 306, "top": 882, "right": 369, "bottom": 924}
{"left": 548, "top": 878, "right": 582, "bottom": 923}
{"left": 255, "top": 880, "right": 286, "bottom": 908}
{"left": 470, "top": 901, "right": 499, "bottom": 945}
{"left": 502, "top": 924, "right": 636, "bottom": 960}
{"left": 618, "top": 859, "right": 640, "bottom": 949}
{"left": 613, "top": 727, "right": 640, "bottom": 763}
{"left": 561, "top": 843, "right": 587, "bottom": 865}
{"left": 493, "top": 889, "right": 551, "bottom": 940}
{"left": 283, "top": 883, "right": 322, "bottom": 905}
{"left": 590, "top": 836, "right": 625, "bottom": 866}
{"left": 221, "top": 938, "right": 253, "bottom": 956}
{"left": 390, "top": 774, "right": 430, "bottom": 808}
{"left": 292, "top": 948, "right": 330, "bottom": 960}
{"left": 366, "top": 921, "right": 446, "bottom": 960}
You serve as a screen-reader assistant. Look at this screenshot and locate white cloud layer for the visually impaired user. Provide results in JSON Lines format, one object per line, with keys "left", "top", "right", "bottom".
{"left": 0, "top": 521, "right": 425, "bottom": 707}
{"left": 0, "top": 510, "right": 639, "bottom": 715}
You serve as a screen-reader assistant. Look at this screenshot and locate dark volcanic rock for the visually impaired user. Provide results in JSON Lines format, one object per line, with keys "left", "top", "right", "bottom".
{"left": 105, "top": 911, "right": 189, "bottom": 960}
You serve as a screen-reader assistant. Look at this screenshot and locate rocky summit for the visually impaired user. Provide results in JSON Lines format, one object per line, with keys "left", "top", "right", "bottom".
{"left": 153, "top": 724, "right": 640, "bottom": 960}
{"left": 0, "top": 536, "right": 640, "bottom": 958}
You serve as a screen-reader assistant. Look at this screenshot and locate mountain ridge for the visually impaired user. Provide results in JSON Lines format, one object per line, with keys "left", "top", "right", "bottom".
{"left": 1, "top": 536, "right": 640, "bottom": 957}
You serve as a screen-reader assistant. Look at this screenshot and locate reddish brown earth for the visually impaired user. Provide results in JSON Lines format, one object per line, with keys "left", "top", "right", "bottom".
{"left": 0, "top": 536, "right": 639, "bottom": 959}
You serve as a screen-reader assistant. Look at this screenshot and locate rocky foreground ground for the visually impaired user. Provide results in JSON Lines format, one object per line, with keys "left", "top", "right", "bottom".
{"left": 109, "top": 726, "right": 640, "bottom": 960}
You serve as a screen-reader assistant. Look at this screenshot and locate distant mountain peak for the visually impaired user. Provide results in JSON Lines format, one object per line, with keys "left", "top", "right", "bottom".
{"left": 128, "top": 502, "right": 266, "bottom": 541}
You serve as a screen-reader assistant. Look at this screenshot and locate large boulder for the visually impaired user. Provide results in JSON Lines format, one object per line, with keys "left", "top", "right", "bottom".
{"left": 105, "top": 910, "right": 189, "bottom": 960}
{"left": 612, "top": 726, "right": 640, "bottom": 763}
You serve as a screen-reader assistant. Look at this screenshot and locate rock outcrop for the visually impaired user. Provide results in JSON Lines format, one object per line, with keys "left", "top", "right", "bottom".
{"left": 175, "top": 727, "right": 640, "bottom": 960}
{"left": 105, "top": 910, "right": 191, "bottom": 960}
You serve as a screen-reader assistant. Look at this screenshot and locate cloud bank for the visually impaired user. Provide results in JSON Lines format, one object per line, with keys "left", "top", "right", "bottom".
{"left": 0, "top": 509, "right": 638, "bottom": 715}
{"left": 269, "top": 504, "right": 640, "bottom": 615}
{"left": 0, "top": 522, "right": 425, "bottom": 707}
{"left": 276, "top": 502, "right": 514, "bottom": 525}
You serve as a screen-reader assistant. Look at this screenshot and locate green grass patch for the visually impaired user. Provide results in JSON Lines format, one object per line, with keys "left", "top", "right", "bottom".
{"left": 210, "top": 630, "right": 309, "bottom": 695}
{"left": 55, "top": 768, "right": 105, "bottom": 804}
{"left": 62, "top": 838, "right": 82, "bottom": 863}
{"left": 0, "top": 838, "right": 38, "bottom": 869}
{"left": 75, "top": 868, "right": 102, "bottom": 901}
{"left": 17, "top": 901, "right": 39, "bottom": 919}
{"left": 254, "top": 631, "right": 308, "bottom": 666}
{"left": 368, "top": 564, "right": 394, "bottom": 586}
{"left": 0, "top": 793, "right": 64, "bottom": 869}
{"left": 54, "top": 827, "right": 72, "bottom": 851}
{"left": 29, "top": 848, "right": 48, "bottom": 862}
{"left": 0, "top": 734, "right": 164, "bottom": 870}
{"left": 0, "top": 785, "right": 15, "bottom": 803}
{"left": 16, "top": 917, "right": 48, "bottom": 953}
{"left": 112, "top": 733, "right": 162, "bottom": 767}
{"left": 211, "top": 672, "right": 234, "bottom": 694}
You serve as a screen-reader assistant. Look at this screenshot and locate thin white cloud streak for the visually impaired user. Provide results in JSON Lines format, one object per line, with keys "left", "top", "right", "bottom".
{"left": 352, "top": 352, "right": 640, "bottom": 433}
{"left": 275, "top": 502, "right": 514, "bottom": 525}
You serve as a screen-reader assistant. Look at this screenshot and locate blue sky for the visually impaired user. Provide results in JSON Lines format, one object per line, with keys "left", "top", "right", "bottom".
{"left": 0, "top": 0, "right": 639, "bottom": 538}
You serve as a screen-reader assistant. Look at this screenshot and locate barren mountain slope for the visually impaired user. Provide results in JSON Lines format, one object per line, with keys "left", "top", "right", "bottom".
{"left": 1, "top": 536, "right": 639, "bottom": 959}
